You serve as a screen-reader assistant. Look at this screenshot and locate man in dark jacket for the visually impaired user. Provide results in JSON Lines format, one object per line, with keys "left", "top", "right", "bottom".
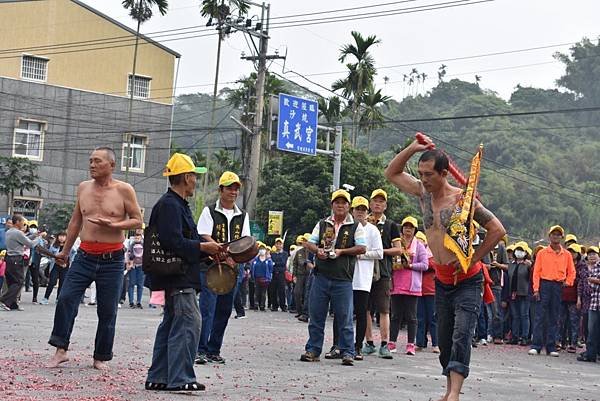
{"left": 270, "top": 238, "right": 289, "bottom": 311}
{"left": 145, "top": 153, "right": 224, "bottom": 393}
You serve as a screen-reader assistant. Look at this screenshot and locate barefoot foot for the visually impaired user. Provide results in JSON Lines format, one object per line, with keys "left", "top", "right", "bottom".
{"left": 436, "top": 394, "right": 450, "bottom": 401}
{"left": 48, "top": 349, "right": 69, "bottom": 368}
{"left": 93, "top": 360, "right": 110, "bottom": 370}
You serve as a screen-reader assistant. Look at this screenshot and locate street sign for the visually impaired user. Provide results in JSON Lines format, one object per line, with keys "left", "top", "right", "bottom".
{"left": 277, "top": 93, "right": 318, "bottom": 156}
{"left": 267, "top": 211, "right": 283, "bottom": 236}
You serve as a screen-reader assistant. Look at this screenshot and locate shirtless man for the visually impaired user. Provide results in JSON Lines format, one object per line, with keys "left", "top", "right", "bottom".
{"left": 48, "top": 147, "right": 142, "bottom": 370}
{"left": 385, "top": 135, "right": 505, "bottom": 401}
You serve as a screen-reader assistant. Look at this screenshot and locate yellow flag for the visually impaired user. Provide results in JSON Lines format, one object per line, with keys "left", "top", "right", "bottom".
{"left": 443, "top": 145, "right": 483, "bottom": 274}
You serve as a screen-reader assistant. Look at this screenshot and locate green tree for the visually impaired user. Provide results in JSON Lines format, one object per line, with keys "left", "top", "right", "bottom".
{"left": 555, "top": 38, "right": 600, "bottom": 106}
{"left": 318, "top": 96, "right": 343, "bottom": 125}
{"left": 358, "top": 84, "right": 391, "bottom": 152}
{"left": 38, "top": 203, "right": 74, "bottom": 234}
{"left": 332, "top": 31, "right": 381, "bottom": 146}
{"left": 0, "top": 156, "right": 41, "bottom": 215}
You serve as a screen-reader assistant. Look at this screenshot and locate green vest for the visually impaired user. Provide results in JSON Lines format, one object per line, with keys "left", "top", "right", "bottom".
{"left": 315, "top": 219, "right": 359, "bottom": 281}
{"left": 208, "top": 205, "right": 246, "bottom": 243}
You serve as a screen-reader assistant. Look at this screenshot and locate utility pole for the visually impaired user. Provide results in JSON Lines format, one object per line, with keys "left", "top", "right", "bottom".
{"left": 316, "top": 125, "right": 343, "bottom": 191}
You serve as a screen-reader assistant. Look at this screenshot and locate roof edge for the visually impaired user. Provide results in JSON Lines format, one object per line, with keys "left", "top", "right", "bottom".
{"left": 70, "top": 0, "right": 181, "bottom": 58}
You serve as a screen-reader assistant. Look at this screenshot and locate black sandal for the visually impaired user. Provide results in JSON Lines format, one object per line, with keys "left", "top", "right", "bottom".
{"left": 145, "top": 382, "right": 168, "bottom": 391}
{"left": 169, "top": 382, "right": 206, "bottom": 392}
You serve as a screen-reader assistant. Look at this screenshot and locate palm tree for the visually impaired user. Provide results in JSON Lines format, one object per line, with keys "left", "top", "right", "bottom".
{"left": 199, "top": 0, "right": 250, "bottom": 196}
{"left": 318, "top": 96, "right": 342, "bottom": 126}
{"left": 332, "top": 31, "right": 380, "bottom": 146}
{"left": 122, "top": 0, "right": 168, "bottom": 182}
{"left": 358, "top": 84, "right": 390, "bottom": 152}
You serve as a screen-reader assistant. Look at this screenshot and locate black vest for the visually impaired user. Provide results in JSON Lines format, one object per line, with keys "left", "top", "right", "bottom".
{"left": 377, "top": 219, "right": 395, "bottom": 279}
{"left": 315, "top": 218, "right": 359, "bottom": 281}
{"left": 208, "top": 204, "right": 246, "bottom": 243}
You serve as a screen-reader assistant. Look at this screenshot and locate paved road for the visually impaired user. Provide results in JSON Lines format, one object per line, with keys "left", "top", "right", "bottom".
{"left": 1, "top": 290, "right": 598, "bottom": 401}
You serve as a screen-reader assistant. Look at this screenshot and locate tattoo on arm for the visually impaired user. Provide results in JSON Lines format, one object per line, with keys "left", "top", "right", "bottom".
{"left": 421, "top": 193, "right": 434, "bottom": 230}
{"left": 473, "top": 205, "right": 495, "bottom": 226}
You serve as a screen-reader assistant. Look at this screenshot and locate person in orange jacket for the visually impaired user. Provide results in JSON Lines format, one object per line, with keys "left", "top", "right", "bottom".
{"left": 528, "top": 225, "right": 576, "bottom": 357}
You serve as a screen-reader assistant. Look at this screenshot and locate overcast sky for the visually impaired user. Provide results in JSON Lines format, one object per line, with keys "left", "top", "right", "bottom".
{"left": 92, "top": 0, "right": 600, "bottom": 101}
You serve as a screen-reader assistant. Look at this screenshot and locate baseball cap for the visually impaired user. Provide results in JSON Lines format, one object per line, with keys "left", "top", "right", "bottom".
{"left": 351, "top": 196, "right": 369, "bottom": 209}
{"left": 370, "top": 189, "right": 388, "bottom": 201}
{"left": 296, "top": 235, "right": 306, "bottom": 245}
{"left": 0, "top": 250, "right": 6, "bottom": 257}
{"left": 565, "top": 234, "right": 578, "bottom": 243}
{"left": 401, "top": 216, "right": 419, "bottom": 228}
{"left": 587, "top": 246, "right": 599, "bottom": 255}
{"left": 275, "top": 237, "right": 284, "bottom": 244}
{"left": 28, "top": 220, "right": 38, "bottom": 227}
{"left": 331, "top": 189, "right": 351, "bottom": 203}
{"left": 415, "top": 231, "right": 427, "bottom": 243}
{"left": 567, "top": 244, "right": 582, "bottom": 255}
{"left": 506, "top": 244, "right": 516, "bottom": 252}
{"left": 219, "top": 171, "right": 242, "bottom": 187}
{"left": 547, "top": 225, "right": 564, "bottom": 236}
{"left": 163, "top": 153, "right": 207, "bottom": 176}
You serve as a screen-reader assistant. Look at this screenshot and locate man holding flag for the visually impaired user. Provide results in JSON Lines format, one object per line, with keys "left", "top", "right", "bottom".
{"left": 385, "top": 134, "right": 505, "bottom": 401}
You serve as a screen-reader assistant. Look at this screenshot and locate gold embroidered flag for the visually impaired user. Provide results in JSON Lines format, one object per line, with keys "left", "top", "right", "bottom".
{"left": 443, "top": 145, "right": 483, "bottom": 274}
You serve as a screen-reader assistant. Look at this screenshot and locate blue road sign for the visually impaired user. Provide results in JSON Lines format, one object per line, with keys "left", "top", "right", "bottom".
{"left": 277, "top": 93, "right": 318, "bottom": 156}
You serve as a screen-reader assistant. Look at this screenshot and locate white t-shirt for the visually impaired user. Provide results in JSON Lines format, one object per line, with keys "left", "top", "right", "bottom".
{"left": 352, "top": 222, "right": 383, "bottom": 292}
{"left": 197, "top": 201, "right": 250, "bottom": 242}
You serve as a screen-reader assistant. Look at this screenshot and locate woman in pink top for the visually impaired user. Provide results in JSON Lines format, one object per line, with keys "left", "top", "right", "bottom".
{"left": 389, "top": 217, "right": 429, "bottom": 355}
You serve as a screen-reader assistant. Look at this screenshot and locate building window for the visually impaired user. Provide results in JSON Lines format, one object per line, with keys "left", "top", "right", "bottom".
{"left": 21, "top": 55, "right": 48, "bottom": 82}
{"left": 127, "top": 74, "right": 151, "bottom": 99}
{"left": 12, "top": 197, "right": 42, "bottom": 220}
{"left": 121, "top": 134, "right": 147, "bottom": 173}
{"left": 13, "top": 120, "right": 45, "bottom": 160}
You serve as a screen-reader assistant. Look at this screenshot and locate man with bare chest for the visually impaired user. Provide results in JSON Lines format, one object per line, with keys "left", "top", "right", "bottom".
{"left": 48, "top": 147, "right": 142, "bottom": 370}
{"left": 385, "top": 135, "right": 505, "bottom": 401}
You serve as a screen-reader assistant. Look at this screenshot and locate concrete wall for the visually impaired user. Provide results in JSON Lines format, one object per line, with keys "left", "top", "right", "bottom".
{"left": 0, "top": 76, "right": 173, "bottom": 222}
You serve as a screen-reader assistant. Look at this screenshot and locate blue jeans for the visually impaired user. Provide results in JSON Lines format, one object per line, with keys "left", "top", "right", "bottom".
{"left": 147, "top": 289, "right": 201, "bottom": 387}
{"left": 197, "top": 271, "right": 235, "bottom": 356}
{"left": 559, "top": 301, "right": 580, "bottom": 347}
{"left": 305, "top": 273, "right": 354, "bottom": 357}
{"left": 488, "top": 287, "right": 503, "bottom": 339}
{"left": 302, "top": 271, "right": 314, "bottom": 316}
{"left": 127, "top": 265, "right": 144, "bottom": 305}
{"left": 435, "top": 272, "right": 483, "bottom": 378}
{"left": 49, "top": 250, "right": 124, "bottom": 361}
{"left": 531, "top": 280, "right": 562, "bottom": 353}
{"left": 417, "top": 295, "right": 437, "bottom": 348}
{"left": 585, "top": 310, "right": 600, "bottom": 361}
{"left": 509, "top": 296, "right": 530, "bottom": 340}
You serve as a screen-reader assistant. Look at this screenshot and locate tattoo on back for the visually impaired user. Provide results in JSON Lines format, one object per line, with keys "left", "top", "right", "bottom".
{"left": 474, "top": 205, "right": 495, "bottom": 226}
{"left": 422, "top": 193, "right": 434, "bottom": 229}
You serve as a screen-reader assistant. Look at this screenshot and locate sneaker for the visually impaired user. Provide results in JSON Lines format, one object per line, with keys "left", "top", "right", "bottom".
{"left": 378, "top": 344, "right": 393, "bottom": 359}
{"left": 297, "top": 315, "right": 308, "bottom": 322}
{"left": 167, "top": 382, "right": 206, "bottom": 392}
{"left": 300, "top": 351, "right": 320, "bottom": 362}
{"left": 32, "top": 298, "right": 38, "bottom": 304}
{"left": 362, "top": 343, "right": 376, "bottom": 355}
{"left": 528, "top": 348, "right": 540, "bottom": 356}
{"left": 567, "top": 346, "right": 577, "bottom": 353}
{"left": 415, "top": 346, "right": 424, "bottom": 352}
{"left": 354, "top": 350, "right": 364, "bottom": 361}
{"left": 148, "top": 304, "right": 157, "bottom": 309}
{"left": 518, "top": 338, "right": 528, "bottom": 346}
{"left": 493, "top": 338, "right": 504, "bottom": 345}
{"left": 194, "top": 353, "right": 208, "bottom": 365}
{"left": 40, "top": 298, "right": 49, "bottom": 305}
{"left": 324, "top": 346, "right": 341, "bottom": 359}
{"left": 478, "top": 339, "right": 488, "bottom": 346}
{"left": 387, "top": 342, "right": 397, "bottom": 353}
{"left": 207, "top": 354, "right": 225, "bottom": 364}
{"left": 341, "top": 355, "right": 354, "bottom": 366}
{"left": 0, "top": 302, "right": 11, "bottom": 311}
{"left": 548, "top": 351, "right": 559, "bottom": 357}
{"left": 234, "top": 315, "right": 247, "bottom": 319}
{"left": 136, "top": 303, "right": 143, "bottom": 309}
{"left": 117, "top": 304, "right": 122, "bottom": 309}
{"left": 577, "top": 354, "right": 597, "bottom": 362}
{"left": 129, "top": 303, "right": 135, "bottom": 308}
{"left": 432, "top": 346, "right": 440, "bottom": 354}
{"left": 486, "top": 335, "right": 493, "bottom": 343}
{"left": 406, "top": 343, "right": 416, "bottom": 356}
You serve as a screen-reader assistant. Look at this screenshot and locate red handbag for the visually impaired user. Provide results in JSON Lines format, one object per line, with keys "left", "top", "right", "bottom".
{"left": 284, "top": 270, "right": 294, "bottom": 284}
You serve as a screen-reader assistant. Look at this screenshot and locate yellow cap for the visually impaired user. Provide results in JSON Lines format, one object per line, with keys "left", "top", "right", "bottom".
{"left": 514, "top": 241, "right": 529, "bottom": 250}
{"left": 331, "top": 189, "right": 351, "bottom": 203}
{"left": 163, "top": 153, "right": 207, "bottom": 176}
{"left": 401, "top": 216, "right": 419, "bottom": 228}
{"left": 351, "top": 196, "right": 369, "bottom": 209}
{"left": 565, "top": 234, "right": 577, "bottom": 243}
{"left": 271, "top": 245, "right": 277, "bottom": 252}
{"left": 567, "top": 244, "right": 582, "bottom": 255}
{"left": 290, "top": 245, "right": 297, "bottom": 252}
{"left": 370, "top": 189, "right": 388, "bottom": 201}
{"left": 548, "top": 225, "right": 564, "bottom": 236}
{"left": 257, "top": 241, "right": 267, "bottom": 249}
{"left": 275, "top": 237, "right": 284, "bottom": 243}
{"left": 28, "top": 220, "right": 38, "bottom": 227}
{"left": 506, "top": 244, "right": 516, "bottom": 252}
{"left": 0, "top": 250, "right": 6, "bottom": 257}
{"left": 303, "top": 233, "right": 311, "bottom": 241}
{"left": 296, "top": 235, "right": 306, "bottom": 245}
{"left": 587, "top": 246, "right": 599, "bottom": 254}
{"left": 415, "top": 231, "right": 427, "bottom": 243}
{"left": 219, "top": 171, "right": 241, "bottom": 187}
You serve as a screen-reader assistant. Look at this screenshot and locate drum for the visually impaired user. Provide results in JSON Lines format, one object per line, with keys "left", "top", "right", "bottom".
{"left": 206, "top": 262, "right": 238, "bottom": 295}
{"left": 227, "top": 236, "right": 259, "bottom": 263}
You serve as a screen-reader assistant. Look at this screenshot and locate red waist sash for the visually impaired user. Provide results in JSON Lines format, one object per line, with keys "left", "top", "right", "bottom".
{"left": 79, "top": 241, "right": 124, "bottom": 255}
